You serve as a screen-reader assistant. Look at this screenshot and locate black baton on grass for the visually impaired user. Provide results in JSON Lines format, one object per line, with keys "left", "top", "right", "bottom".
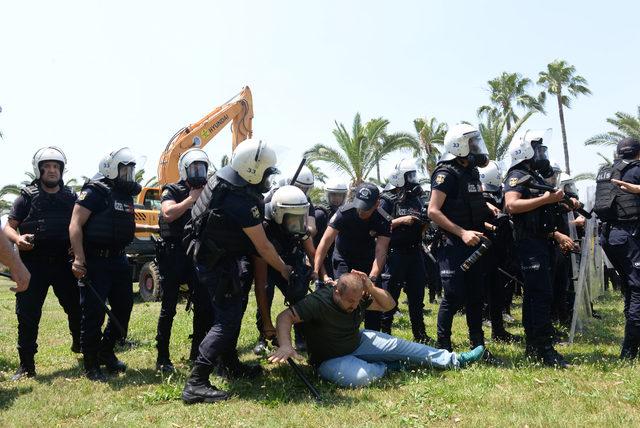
{"left": 287, "top": 357, "right": 321, "bottom": 401}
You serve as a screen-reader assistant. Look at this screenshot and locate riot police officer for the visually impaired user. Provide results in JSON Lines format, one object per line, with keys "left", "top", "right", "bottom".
{"left": 69, "top": 147, "right": 141, "bottom": 381}
{"left": 4, "top": 147, "right": 81, "bottom": 380}
{"left": 478, "top": 160, "right": 520, "bottom": 342}
{"left": 155, "top": 148, "right": 213, "bottom": 372}
{"left": 379, "top": 159, "right": 431, "bottom": 343}
{"left": 428, "top": 124, "right": 499, "bottom": 363}
{"left": 253, "top": 185, "right": 319, "bottom": 354}
{"left": 596, "top": 137, "right": 640, "bottom": 359}
{"left": 504, "top": 129, "right": 574, "bottom": 368}
{"left": 313, "top": 182, "right": 391, "bottom": 331}
{"left": 313, "top": 178, "right": 348, "bottom": 275}
{"left": 181, "top": 139, "right": 292, "bottom": 404}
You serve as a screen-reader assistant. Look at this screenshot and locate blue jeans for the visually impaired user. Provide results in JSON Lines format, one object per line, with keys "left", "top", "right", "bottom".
{"left": 317, "top": 330, "right": 459, "bottom": 388}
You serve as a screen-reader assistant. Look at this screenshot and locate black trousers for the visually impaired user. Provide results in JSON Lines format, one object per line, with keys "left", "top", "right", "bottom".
{"left": 155, "top": 244, "right": 213, "bottom": 361}
{"left": 16, "top": 257, "right": 81, "bottom": 358}
{"left": 195, "top": 256, "right": 246, "bottom": 369}
{"left": 380, "top": 247, "right": 427, "bottom": 338}
{"left": 436, "top": 237, "right": 485, "bottom": 349}
{"left": 79, "top": 254, "right": 132, "bottom": 356}
{"left": 515, "top": 237, "right": 554, "bottom": 349}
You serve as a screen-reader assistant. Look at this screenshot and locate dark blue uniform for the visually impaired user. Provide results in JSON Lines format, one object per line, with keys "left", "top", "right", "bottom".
{"left": 431, "top": 162, "right": 491, "bottom": 351}
{"left": 600, "top": 160, "right": 640, "bottom": 358}
{"left": 9, "top": 184, "right": 81, "bottom": 371}
{"left": 378, "top": 191, "right": 428, "bottom": 341}
{"left": 328, "top": 203, "right": 391, "bottom": 330}
{"left": 504, "top": 167, "right": 557, "bottom": 351}
{"left": 313, "top": 204, "right": 336, "bottom": 275}
{"left": 193, "top": 185, "right": 264, "bottom": 370}
{"left": 76, "top": 182, "right": 136, "bottom": 370}
{"left": 254, "top": 220, "right": 310, "bottom": 343}
{"left": 155, "top": 181, "right": 213, "bottom": 365}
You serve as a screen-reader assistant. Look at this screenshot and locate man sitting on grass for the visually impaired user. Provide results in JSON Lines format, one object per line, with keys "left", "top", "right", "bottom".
{"left": 268, "top": 271, "right": 485, "bottom": 387}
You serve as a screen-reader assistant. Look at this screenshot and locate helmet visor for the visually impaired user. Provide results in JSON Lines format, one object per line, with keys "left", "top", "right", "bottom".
{"left": 282, "top": 213, "right": 307, "bottom": 235}
{"left": 295, "top": 183, "right": 312, "bottom": 195}
{"left": 404, "top": 170, "right": 418, "bottom": 185}
{"left": 532, "top": 142, "right": 549, "bottom": 163}
{"left": 118, "top": 163, "right": 136, "bottom": 182}
{"left": 328, "top": 191, "right": 346, "bottom": 208}
{"left": 468, "top": 134, "right": 489, "bottom": 156}
{"left": 187, "top": 161, "right": 208, "bottom": 180}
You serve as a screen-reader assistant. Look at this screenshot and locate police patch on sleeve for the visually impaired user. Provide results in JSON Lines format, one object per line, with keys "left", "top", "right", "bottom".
{"left": 251, "top": 206, "right": 261, "bottom": 219}
{"left": 78, "top": 191, "right": 87, "bottom": 201}
{"left": 508, "top": 177, "right": 518, "bottom": 187}
{"left": 435, "top": 174, "right": 445, "bottom": 185}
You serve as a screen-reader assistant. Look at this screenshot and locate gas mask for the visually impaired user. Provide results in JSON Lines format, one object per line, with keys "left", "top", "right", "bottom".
{"left": 257, "top": 167, "right": 278, "bottom": 193}
{"left": 466, "top": 135, "right": 490, "bottom": 168}
{"left": 114, "top": 163, "right": 141, "bottom": 196}
{"left": 531, "top": 141, "right": 551, "bottom": 174}
{"left": 186, "top": 161, "right": 208, "bottom": 189}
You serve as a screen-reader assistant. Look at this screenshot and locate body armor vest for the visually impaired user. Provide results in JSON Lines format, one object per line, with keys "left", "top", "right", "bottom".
{"left": 19, "top": 184, "right": 76, "bottom": 255}
{"left": 82, "top": 180, "right": 135, "bottom": 249}
{"left": 508, "top": 166, "right": 556, "bottom": 239}
{"left": 158, "top": 181, "right": 190, "bottom": 241}
{"left": 434, "top": 162, "right": 490, "bottom": 232}
{"left": 594, "top": 160, "right": 640, "bottom": 222}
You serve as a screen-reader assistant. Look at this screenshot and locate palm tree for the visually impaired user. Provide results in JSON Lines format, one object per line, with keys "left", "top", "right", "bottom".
{"left": 477, "top": 108, "right": 535, "bottom": 161}
{"left": 21, "top": 171, "right": 36, "bottom": 187}
{"left": 584, "top": 106, "right": 640, "bottom": 147}
{"left": 411, "top": 117, "right": 447, "bottom": 173}
{"left": 306, "top": 162, "right": 327, "bottom": 184}
{"left": 478, "top": 72, "right": 545, "bottom": 132}
{"left": 305, "top": 113, "right": 414, "bottom": 186}
{"left": 0, "top": 184, "right": 21, "bottom": 216}
{"left": 538, "top": 60, "right": 591, "bottom": 174}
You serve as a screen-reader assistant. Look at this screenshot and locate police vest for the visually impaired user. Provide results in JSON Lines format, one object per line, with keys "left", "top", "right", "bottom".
{"left": 433, "top": 162, "right": 490, "bottom": 232}
{"left": 158, "top": 181, "right": 190, "bottom": 241}
{"left": 19, "top": 184, "right": 76, "bottom": 254}
{"left": 593, "top": 160, "right": 640, "bottom": 222}
{"left": 82, "top": 181, "right": 136, "bottom": 249}
{"left": 380, "top": 190, "right": 424, "bottom": 247}
{"left": 189, "top": 175, "right": 263, "bottom": 257}
{"left": 507, "top": 166, "right": 556, "bottom": 239}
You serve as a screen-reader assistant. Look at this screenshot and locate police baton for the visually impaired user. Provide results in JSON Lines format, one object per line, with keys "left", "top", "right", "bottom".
{"left": 78, "top": 277, "right": 126, "bottom": 338}
{"left": 287, "top": 357, "right": 322, "bottom": 402}
{"left": 290, "top": 157, "right": 307, "bottom": 184}
{"left": 515, "top": 175, "right": 592, "bottom": 219}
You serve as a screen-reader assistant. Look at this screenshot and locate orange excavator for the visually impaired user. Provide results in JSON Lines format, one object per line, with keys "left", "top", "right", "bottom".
{"left": 131, "top": 86, "right": 254, "bottom": 301}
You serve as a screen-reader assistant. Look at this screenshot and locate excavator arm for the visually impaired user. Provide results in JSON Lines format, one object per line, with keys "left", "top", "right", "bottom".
{"left": 157, "top": 86, "right": 254, "bottom": 185}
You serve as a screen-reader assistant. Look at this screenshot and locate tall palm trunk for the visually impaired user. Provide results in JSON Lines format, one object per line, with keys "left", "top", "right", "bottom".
{"left": 557, "top": 91, "right": 570, "bottom": 174}
{"left": 376, "top": 159, "right": 381, "bottom": 183}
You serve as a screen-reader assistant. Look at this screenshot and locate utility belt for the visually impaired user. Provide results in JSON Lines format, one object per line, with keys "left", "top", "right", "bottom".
{"left": 389, "top": 243, "right": 422, "bottom": 254}
{"left": 603, "top": 220, "right": 639, "bottom": 240}
{"left": 20, "top": 252, "right": 70, "bottom": 265}
{"left": 85, "top": 246, "right": 125, "bottom": 258}
{"left": 156, "top": 239, "right": 185, "bottom": 255}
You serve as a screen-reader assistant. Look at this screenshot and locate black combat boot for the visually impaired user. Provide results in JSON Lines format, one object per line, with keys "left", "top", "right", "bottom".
{"left": 436, "top": 336, "right": 453, "bottom": 352}
{"left": 71, "top": 334, "right": 81, "bottom": 354}
{"left": 98, "top": 347, "right": 127, "bottom": 374}
{"left": 535, "top": 345, "right": 570, "bottom": 369}
{"left": 491, "top": 329, "right": 522, "bottom": 343}
{"left": 252, "top": 335, "right": 268, "bottom": 356}
{"left": 471, "top": 335, "right": 503, "bottom": 366}
{"left": 11, "top": 351, "right": 36, "bottom": 381}
{"left": 182, "top": 364, "right": 229, "bottom": 404}
{"left": 84, "top": 353, "right": 107, "bottom": 382}
{"left": 620, "top": 325, "right": 640, "bottom": 360}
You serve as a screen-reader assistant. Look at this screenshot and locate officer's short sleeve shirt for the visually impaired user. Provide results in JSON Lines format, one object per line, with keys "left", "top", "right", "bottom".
{"left": 431, "top": 170, "right": 458, "bottom": 198}
{"left": 76, "top": 187, "right": 107, "bottom": 213}
{"left": 222, "top": 192, "right": 263, "bottom": 229}
{"left": 503, "top": 168, "right": 531, "bottom": 197}
{"left": 8, "top": 195, "right": 30, "bottom": 223}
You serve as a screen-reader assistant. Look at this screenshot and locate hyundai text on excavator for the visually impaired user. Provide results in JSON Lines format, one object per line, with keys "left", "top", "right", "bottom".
{"left": 130, "top": 86, "right": 253, "bottom": 301}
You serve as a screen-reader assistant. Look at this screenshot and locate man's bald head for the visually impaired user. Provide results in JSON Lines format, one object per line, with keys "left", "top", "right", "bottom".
{"left": 333, "top": 273, "right": 364, "bottom": 312}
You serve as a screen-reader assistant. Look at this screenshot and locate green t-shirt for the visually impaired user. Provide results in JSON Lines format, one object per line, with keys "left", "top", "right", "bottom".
{"left": 292, "top": 285, "right": 371, "bottom": 366}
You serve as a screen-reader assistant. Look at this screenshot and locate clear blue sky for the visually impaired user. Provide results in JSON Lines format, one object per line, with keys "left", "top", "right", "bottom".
{"left": 1, "top": 0, "right": 638, "bottom": 190}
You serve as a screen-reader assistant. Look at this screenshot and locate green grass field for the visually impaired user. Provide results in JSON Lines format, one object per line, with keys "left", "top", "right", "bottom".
{"left": 1, "top": 278, "right": 639, "bottom": 427}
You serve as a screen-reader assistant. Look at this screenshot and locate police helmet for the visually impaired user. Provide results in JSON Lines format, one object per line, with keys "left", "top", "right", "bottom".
{"left": 178, "top": 148, "right": 210, "bottom": 187}
{"left": 388, "top": 158, "right": 418, "bottom": 188}
{"left": 478, "top": 160, "right": 502, "bottom": 192}
{"left": 325, "top": 178, "right": 348, "bottom": 208}
{"left": 98, "top": 147, "right": 138, "bottom": 181}
{"left": 32, "top": 146, "right": 67, "bottom": 179}
{"left": 222, "top": 139, "right": 278, "bottom": 189}
{"left": 266, "top": 185, "right": 310, "bottom": 235}
{"left": 508, "top": 128, "right": 552, "bottom": 170}
{"left": 440, "top": 123, "right": 489, "bottom": 168}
